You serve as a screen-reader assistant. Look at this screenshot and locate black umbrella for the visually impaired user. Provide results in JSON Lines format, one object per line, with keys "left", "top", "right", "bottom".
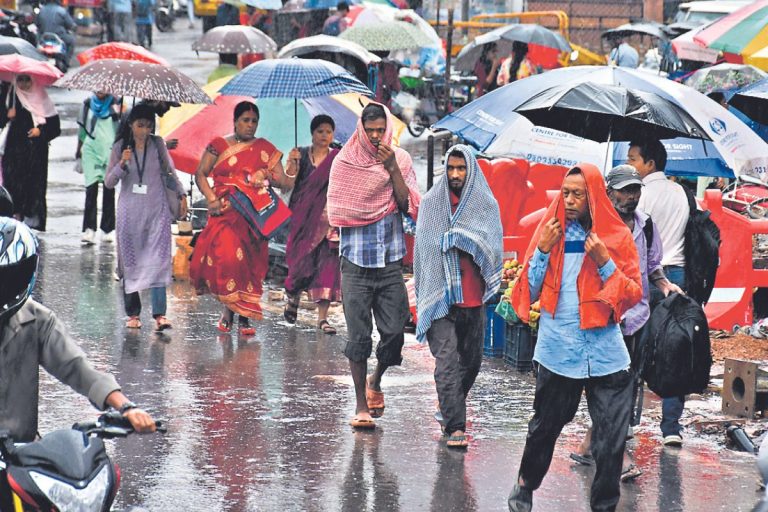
{"left": 0, "top": 35, "right": 45, "bottom": 61}
{"left": 602, "top": 21, "right": 668, "bottom": 41}
{"left": 730, "top": 78, "right": 768, "bottom": 125}
{"left": 514, "top": 82, "right": 711, "bottom": 142}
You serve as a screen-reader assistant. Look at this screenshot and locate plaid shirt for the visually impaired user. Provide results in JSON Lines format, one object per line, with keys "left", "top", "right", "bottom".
{"left": 340, "top": 213, "right": 405, "bottom": 268}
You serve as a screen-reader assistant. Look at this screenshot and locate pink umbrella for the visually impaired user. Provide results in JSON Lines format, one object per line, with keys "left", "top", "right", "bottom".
{"left": 0, "top": 54, "right": 62, "bottom": 86}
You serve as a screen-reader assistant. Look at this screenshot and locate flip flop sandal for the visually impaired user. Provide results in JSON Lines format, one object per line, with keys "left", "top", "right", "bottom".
{"left": 217, "top": 314, "right": 233, "bottom": 333}
{"left": 318, "top": 320, "right": 337, "bottom": 335}
{"left": 349, "top": 415, "right": 376, "bottom": 429}
{"left": 569, "top": 453, "right": 594, "bottom": 466}
{"left": 366, "top": 386, "right": 385, "bottom": 418}
{"left": 155, "top": 316, "right": 172, "bottom": 332}
{"left": 446, "top": 433, "right": 469, "bottom": 449}
{"left": 238, "top": 321, "right": 256, "bottom": 336}
{"left": 283, "top": 300, "right": 299, "bottom": 324}
{"left": 126, "top": 316, "right": 142, "bottom": 329}
{"left": 620, "top": 464, "right": 642, "bottom": 482}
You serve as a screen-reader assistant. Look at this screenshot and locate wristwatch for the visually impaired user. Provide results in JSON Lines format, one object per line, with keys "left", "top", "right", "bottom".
{"left": 119, "top": 401, "right": 138, "bottom": 414}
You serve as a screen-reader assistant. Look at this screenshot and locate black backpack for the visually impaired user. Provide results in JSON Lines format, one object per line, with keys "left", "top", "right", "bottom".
{"left": 640, "top": 293, "right": 712, "bottom": 398}
{"left": 682, "top": 186, "right": 721, "bottom": 305}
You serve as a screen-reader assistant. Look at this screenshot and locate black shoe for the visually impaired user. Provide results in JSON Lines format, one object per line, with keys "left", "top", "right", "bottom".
{"left": 508, "top": 484, "right": 533, "bottom": 512}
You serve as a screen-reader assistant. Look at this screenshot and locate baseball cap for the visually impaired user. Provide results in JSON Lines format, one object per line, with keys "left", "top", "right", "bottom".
{"left": 606, "top": 164, "right": 644, "bottom": 190}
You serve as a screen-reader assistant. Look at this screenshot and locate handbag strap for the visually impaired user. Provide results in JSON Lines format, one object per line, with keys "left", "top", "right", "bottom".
{"left": 152, "top": 136, "right": 180, "bottom": 195}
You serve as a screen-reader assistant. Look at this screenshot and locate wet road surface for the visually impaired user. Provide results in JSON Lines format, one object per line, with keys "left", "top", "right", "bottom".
{"left": 27, "top": 23, "right": 764, "bottom": 512}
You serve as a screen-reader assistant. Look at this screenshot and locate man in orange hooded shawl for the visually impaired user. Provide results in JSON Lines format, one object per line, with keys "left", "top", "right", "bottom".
{"left": 507, "top": 164, "right": 642, "bottom": 512}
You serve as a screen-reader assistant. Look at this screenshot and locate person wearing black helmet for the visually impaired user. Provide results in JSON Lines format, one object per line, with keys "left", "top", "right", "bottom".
{"left": 0, "top": 217, "right": 158, "bottom": 446}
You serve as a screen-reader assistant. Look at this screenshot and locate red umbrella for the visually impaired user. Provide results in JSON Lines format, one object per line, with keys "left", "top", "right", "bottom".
{"left": 77, "top": 42, "right": 170, "bottom": 67}
{"left": 0, "top": 54, "right": 62, "bottom": 86}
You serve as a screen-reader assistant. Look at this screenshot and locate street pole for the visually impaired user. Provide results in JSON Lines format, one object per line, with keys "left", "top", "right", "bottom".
{"left": 444, "top": 7, "right": 453, "bottom": 117}
{"left": 461, "top": 0, "right": 469, "bottom": 36}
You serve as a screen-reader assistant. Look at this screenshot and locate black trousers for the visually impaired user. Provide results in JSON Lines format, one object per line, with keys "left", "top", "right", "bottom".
{"left": 83, "top": 182, "right": 115, "bottom": 233}
{"left": 427, "top": 305, "right": 485, "bottom": 434}
{"left": 518, "top": 365, "right": 633, "bottom": 512}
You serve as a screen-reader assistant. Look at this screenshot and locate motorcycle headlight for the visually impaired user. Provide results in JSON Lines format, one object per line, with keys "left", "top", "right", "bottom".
{"left": 29, "top": 465, "right": 110, "bottom": 512}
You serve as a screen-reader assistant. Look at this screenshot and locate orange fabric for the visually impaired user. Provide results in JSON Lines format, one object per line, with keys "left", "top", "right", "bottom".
{"left": 510, "top": 163, "right": 642, "bottom": 329}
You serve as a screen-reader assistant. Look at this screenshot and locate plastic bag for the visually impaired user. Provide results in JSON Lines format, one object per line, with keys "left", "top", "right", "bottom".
{"left": 495, "top": 299, "right": 519, "bottom": 325}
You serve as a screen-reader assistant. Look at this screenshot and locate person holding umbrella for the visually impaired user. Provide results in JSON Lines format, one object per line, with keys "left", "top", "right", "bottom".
{"left": 190, "top": 101, "right": 294, "bottom": 336}
{"left": 497, "top": 41, "right": 539, "bottom": 87}
{"left": 607, "top": 33, "right": 639, "bottom": 68}
{"left": 473, "top": 42, "right": 500, "bottom": 97}
{"left": 282, "top": 115, "right": 342, "bottom": 334}
{"left": 0, "top": 74, "right": 61, "bottom": 231}
{"left": 105, "top": 104, "right": 187, "bottom": 331}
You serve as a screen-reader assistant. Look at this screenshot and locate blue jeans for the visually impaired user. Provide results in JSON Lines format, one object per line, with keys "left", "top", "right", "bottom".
{"left": 124, "top": 286, "right": 167, "bottom": 318}
{"left": 653, "top": 265, "right": 686, "bottom": 437}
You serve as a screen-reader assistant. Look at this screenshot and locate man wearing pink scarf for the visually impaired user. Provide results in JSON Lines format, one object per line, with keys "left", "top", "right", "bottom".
{"left": 327, "top": 103, "right": 420, "bottom": 429}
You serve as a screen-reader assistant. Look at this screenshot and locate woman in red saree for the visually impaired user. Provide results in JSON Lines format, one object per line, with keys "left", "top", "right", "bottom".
{"left": 191, "top": 101, "right": 293, "bottom": 335}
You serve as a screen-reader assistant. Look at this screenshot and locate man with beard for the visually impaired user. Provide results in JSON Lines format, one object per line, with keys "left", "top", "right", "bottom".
{"left": 414, "top": 145, "right": 502, "bottom": 449}
{"left": 569, "top": 165, "right": 682, "bottom": 482}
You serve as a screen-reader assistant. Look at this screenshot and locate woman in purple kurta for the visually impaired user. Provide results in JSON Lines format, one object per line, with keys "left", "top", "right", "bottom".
{"left": 283, "top": 115, "right": 342, "bottom": 334}
{"left": 105, "top": 105, "right": 186, "bottom": 331}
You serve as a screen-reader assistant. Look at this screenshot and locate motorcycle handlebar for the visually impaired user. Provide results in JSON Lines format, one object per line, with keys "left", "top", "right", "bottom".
{"left": 72, "top": 411, "right": 167, "bottom": 438}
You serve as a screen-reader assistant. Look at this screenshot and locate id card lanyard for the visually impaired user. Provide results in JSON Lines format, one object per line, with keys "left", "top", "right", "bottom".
{"left": 133, "top": 143, "right": 149, "bottom": 185}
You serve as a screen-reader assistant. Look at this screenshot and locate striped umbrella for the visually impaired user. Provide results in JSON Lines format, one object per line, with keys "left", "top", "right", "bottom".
{"left": 693, "top": 0, "right": 768, "bottom": 63}
{"left": 219, "top": 58, "right": 372, "bottom": 146}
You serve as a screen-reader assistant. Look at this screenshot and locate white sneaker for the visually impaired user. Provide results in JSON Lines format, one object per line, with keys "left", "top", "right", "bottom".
{"left": 101, "top": 230, "right": 115, "bottom": 243}
{"left": 81, "top": 229, "right": 95, "bottom": 245}
{"left": 663, "top": 434, "right": 683, "bottom": 447}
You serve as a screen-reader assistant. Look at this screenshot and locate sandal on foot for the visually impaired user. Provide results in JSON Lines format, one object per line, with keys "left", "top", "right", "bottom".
{"left": 446, "top": 432, "right": 469, "bottom": 449}
{"left": 155, "top": 316, "right": 172, "bottom": 331}
{"left": 318, "top": 319, "right": 336, "bottom": 335}
{"left": 569, "top": 453, "right": 594, "bottom": 466}
{"left": 126, "top": 316, "right": 142, "bottom": 329}
{"left": 238, "top": 318, "right": 256, "bottom": 336}
{"left": 217, "top": 315, "right": 232, "bottom": 333}
{"left": 349, "top": 414, "right": 376, "bottom": 429}
{"left": 283, "top": 299, "right": 299, "bottom": 324}
{"left": 621, "top": 463, "right": 642, "bottom": 482}
{"left": 366, "top": 386, "right": 385, "bottom": 418}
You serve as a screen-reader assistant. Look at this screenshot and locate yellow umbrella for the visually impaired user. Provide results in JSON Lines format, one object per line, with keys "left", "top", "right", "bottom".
{"left": 747, "top": 46, "right": 768, "bottom": 71}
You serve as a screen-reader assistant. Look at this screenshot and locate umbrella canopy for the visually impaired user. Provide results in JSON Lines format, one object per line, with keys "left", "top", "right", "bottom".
{"left": 192, "top": 25, "right": 277, "bottom": 54}
{"left": 746, "top": 44, "right": 768, "bottom": 71}
{"left": 730, "top": 77, "right": 768, "bottom": 125}
{"left": 219, "top": 58, "right": 371, "bottom": 98}
{"left": 304, "top": 0, "right": 359, "bottom": 8}
{"left": 0, "top": 54, "right": 62, "bottom": 86}
{"left": 77, "top": 42, "right": 169, "bottom": 66}
{"left": 454, "top": 24, "right": 572, "bottom": 72}
{"left": 433, "top": 65, "right": 768, "bottom": 177}
{"left": 0, "top": 35, "right": 45, "bottom": 61}
{"left": 693, "top": 0, "right": 768, "bottom": 62}
{"left": 54, "top": 59, "right": 211, "bottom": 104}
{"left": 515, "top": 82, "right": 709, "bottom": 142}
{"left": 277, "top": 35, "right": 381, "bottom": 65}
{"left": 664, "top": 21, "right": 699, "bottom": 37}
{"left": 339, "top": 21, "right": 434, "bottom": 51}
{"left": 602, "top": 21, "right": 668, "bottom": 41}
{"left": 159, "top": 77, "right": 404, "bottom": 174}
{"left": 671, "top": 21, "right": 720, "bottom": 63}
{"left": 684, "top": 63, "right": 767, "bottom": 94}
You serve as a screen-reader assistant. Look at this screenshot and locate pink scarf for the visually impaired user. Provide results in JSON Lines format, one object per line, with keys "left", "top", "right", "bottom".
{"left": 327, "top": 105, "right": 420, "bottom": 227}
{"left": 12, "top": 80, "right": 56, "bottom": 126}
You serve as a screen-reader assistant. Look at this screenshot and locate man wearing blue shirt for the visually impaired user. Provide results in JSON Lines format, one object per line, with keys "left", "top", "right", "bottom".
{"left": 508, "top": 165, "right": 642, "bottom": 512}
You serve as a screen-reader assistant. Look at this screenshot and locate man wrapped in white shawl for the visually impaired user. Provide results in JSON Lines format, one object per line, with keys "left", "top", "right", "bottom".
{"left": 414, "top": 144, "right": 503, "bottom": 447}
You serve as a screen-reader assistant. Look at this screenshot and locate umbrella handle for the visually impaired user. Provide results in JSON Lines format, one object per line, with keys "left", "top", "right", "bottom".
{"left": 294, "top": 98, "right": 297, "bottom": 149}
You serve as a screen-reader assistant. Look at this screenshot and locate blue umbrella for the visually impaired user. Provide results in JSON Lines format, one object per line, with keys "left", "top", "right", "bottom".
{"left": 220, "top": 58, "right": 372, "bottom": 145}
{"left": 434, "top": 65, "right": 768, "bottom": 177}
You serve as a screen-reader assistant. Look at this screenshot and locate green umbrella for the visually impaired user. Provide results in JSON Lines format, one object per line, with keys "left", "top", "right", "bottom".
{"left": 339, "top": 21, "right": 434, "bottom": 51}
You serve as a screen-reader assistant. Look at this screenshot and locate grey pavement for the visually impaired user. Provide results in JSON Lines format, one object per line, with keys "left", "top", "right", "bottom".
{"left": 27, "top": 23, "right": 763, "bottom": 512}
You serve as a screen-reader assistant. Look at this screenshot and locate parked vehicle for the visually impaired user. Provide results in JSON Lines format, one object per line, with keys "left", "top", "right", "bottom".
{"left": 0, "top": 8, "right": 37, "bottom": 45}
{"left": 673, "top": 0, "right": 753, "bottom": 26}
{"left": 0, "top": 411, "right": 165, "bottom": 511}
{"left": 36, "top": 31, "right": 67, "bottom": 71}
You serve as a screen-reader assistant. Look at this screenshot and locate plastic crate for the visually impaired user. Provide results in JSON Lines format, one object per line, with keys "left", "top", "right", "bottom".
{"left": 483, "top": 303, "right": 506, "bottom": 358}
{"left": 504, "top": 324, "right": 536, "bottom": 372}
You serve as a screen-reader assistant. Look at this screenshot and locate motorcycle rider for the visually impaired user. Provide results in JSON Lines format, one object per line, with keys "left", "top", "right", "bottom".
{"left": 35, "top": 0, "right": 77, "bottom": 67}
{"left": 0, "top": 217, "right": 157, "bottom": 445}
